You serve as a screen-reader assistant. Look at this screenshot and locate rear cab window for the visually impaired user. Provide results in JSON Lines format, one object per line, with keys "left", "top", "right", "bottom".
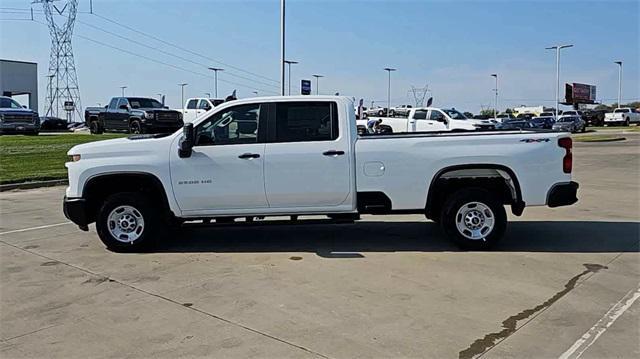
{"left": 186, "top": 99, "right": 198, "bottom": 110}
{"left": 274, "top": 101, "right": 339, "bottom": 142}
{"left": 614, "top": 109, "right": 629, "bottom": 113}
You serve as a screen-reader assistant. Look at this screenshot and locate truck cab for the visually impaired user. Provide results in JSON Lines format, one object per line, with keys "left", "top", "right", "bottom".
{"left": 183, "top": 98, "right": 225, "bottom": 123}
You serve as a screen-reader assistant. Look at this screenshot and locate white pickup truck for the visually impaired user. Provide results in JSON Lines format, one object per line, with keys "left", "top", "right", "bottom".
{"left": 63, "top": 96, "right": 578, "bottom": 252}
{"left": 604, "top": 108, "right": 640, "bottom": 126}
{"left": 182, "top": 98, "right": 225, "bottom": 123}
{"left": 357, "top": 107, "right": 496, "bottom": 133}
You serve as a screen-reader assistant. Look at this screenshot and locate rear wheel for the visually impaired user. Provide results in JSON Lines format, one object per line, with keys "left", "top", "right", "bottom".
{"left": 440, "top": 188, "right": 506, "bottom": 250}
{"left": 96, "top": 192, "right": 164, "bottom": 252}
{"left": 625, "top": 118, "right": 630, "bottom": 126}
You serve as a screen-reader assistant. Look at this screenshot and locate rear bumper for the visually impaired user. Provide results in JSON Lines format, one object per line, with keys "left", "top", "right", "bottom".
{"left": 547, "top": 181, "right": 579, "bottom": 208}
{"left": 63, "top": 196, "right": 89, "bottom": 231}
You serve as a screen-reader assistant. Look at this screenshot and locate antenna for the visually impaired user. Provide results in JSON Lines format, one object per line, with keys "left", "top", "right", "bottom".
{"left": 33, "top": 0, "right": 82, "bottom": 122}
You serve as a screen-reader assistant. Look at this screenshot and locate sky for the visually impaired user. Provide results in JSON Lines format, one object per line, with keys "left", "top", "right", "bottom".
{"left": 0, "top": 0, "right": 638, "bottom": 114}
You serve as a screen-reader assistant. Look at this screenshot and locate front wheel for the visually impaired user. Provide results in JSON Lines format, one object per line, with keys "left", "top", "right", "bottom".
{"left": 625, "top": 118, "right": 630, "bottom": 126}
{"left": 96, "top": 192, "right": 164, "bottom": 252}
{"left": 129, "top": 119, "right": 143, "bottom": 134}
{"left": 89, "top": 120, "right": 103, "bottom": 134}
{"left": 440, "top": 188, "right": 506, "bottom": 250}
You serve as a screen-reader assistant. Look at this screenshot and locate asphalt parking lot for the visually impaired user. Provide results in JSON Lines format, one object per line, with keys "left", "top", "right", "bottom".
{"left": 1, "top": 135, "right": 638, "bottom": 358}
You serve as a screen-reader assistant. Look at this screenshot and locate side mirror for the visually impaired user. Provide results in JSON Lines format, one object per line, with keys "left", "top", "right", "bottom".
{"left": 119, "top": 104, "right": 129, "bottom": 110}
{"left": 178, "top": 123, "right": 194, "bottom": 158}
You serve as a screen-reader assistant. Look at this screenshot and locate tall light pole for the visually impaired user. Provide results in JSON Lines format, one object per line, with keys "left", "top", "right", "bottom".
{"left": 545, "top": 44, "right": 573, "bottom": 118}
{"left": 312, "top": 74, "right": 324, "bottom": 95}
{"left": 208, "top": 67, "right": 224, "bottom": 98}
{"left": 45, "top": 74, "right": 55, "bottom": 113}
{"left": 280, "top": 0, "right": 286, "bottom": 96}
{"left": 120, "top": 86, "right": 127, "bottom": 97}
{"left": 178, "top": 83, "right": 188, "bottom": 114}
{"left": 284, "top": 60, "right": 298, "bottom": 95}
{"left": 491, "top": 74, "right": 498, "bottom": 120}
{"left": 614, "top": 61, "right": 623, "bottom": 108}
{"left": 384, "top": 67, "right": 396, "bottom": 116}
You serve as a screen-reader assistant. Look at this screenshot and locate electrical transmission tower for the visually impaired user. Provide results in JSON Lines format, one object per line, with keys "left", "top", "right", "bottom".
{"left": 34, "top": 0, "right": 82, "bottom": 122}
{"left": 409, "top": 83, "right": 430, "bottom": 107}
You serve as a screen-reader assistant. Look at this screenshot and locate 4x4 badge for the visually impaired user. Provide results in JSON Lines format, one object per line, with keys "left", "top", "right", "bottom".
{"left": 520, "top": 138, "right": 550, "bottom": 143}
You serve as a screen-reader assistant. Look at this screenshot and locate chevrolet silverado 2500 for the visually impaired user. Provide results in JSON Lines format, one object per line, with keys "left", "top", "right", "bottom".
{"left": 64, "top": 96, "right": 578, "bottom": 251}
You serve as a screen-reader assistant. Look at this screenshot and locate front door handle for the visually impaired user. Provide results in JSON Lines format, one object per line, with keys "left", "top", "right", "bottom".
{"left": 323, "top": 150, "right": 345, "bottom": 156}
{"left": 238, "top": 153, "right": 260, "bottom": 159}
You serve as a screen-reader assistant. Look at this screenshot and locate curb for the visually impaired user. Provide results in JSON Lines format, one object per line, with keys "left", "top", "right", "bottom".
{"left": 574, "top": 137, "right": 626, "bottom": 143}
{"left": 0, "top": 179, "right": 68, "bottom": 192}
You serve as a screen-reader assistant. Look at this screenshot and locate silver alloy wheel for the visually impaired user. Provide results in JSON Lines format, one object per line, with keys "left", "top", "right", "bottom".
{"left": 455, "top": 201, "right": 495, "bottom": 241}
{"left": 107, "top": 205, "right": 145, "bottom": 243}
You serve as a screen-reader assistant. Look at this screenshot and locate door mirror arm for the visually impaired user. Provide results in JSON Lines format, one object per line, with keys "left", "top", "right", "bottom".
{"left": 178, "top": 123, "right": 194, "bottom": 158}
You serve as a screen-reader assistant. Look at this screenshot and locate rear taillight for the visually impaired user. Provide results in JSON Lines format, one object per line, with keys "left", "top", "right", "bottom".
{"left": 558, "top": 137, "right": 572, "bottom": 173}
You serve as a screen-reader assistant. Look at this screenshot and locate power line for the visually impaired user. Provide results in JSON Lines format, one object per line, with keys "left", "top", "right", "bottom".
{"left": 23, "top": 18, "right": 279, "bottom": 95}
{"left": 91, "top": 12, "right": 280, "bottom": 85}
{"left": 74, "top": 18, "right": 280, "bottom": 90}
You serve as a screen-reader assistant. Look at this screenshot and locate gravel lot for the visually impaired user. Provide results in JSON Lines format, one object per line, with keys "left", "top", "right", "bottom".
{"left": 1, "top": 135, "right": 638, "bottom": 358}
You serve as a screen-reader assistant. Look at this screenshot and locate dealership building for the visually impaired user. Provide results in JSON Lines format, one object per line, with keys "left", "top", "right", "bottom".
{"left": 0, "top": 59, "right": 38, "bottom": 111}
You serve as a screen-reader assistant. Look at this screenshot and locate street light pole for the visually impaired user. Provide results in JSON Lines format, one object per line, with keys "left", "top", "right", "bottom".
{"left": 284, "top": 60, "right": 298, "bottom": 96}
{"left": 614, "top": 61, "right": 623, "bottom": 108}
{"left": 384, "top": 67, "right": 396, "bottom": 116}
{"left": 312, "top": 74, "right": 324, "bottom": 95}
{"left": 178, "top": 83, "right": 188, "bottom": 114}
{"left": 208, "top": 67, "right": 224, "bottom": 98}
{"left": 120, "top": 86, "right": 127, "bottom": 97}
{"left": 280, "top": 0, "right": 286, "bottom": 96}
{"left": 491, "top": 74, "right": 498, "bottom": 120}
{"left": 546, "top": 44, "right": 573, "bottom": 118}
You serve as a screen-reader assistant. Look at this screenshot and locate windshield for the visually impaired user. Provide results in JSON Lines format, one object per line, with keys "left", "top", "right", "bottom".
{"left": 442, "top": 109, "right": 467, "bottom": 120}
{"left": 0, "top": 98, "right": 23, "bottom": 109}
{"left": 558, "top": 117, "right": 578, "bottom": 122}
{"left": 614, "top": 109, "right": 629, "bottom": 113}
{"left": 128, "top": 98, "right": 163, "bottom": 109}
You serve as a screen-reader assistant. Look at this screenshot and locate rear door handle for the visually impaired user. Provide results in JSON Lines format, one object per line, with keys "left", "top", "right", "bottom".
{"left": 323, "top": 150, "right": 345, "bottom": 156}
{"left": 238, "top": 153, "right": 260, "bottom": 159}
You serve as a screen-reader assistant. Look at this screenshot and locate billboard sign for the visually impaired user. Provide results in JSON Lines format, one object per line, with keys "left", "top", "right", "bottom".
{"left": 301, "top": 79, "right": 311, "bottom": 95}
{"left": 565, "top": 83, "right": 596, "bottom": 104}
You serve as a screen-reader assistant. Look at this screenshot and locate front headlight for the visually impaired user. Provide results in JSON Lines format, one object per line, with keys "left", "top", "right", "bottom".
{"left": 144, "top": 112, "right": 154, "bottom": 120}
{"left": 0, "top": 114, "right": 4, "bottom": 123}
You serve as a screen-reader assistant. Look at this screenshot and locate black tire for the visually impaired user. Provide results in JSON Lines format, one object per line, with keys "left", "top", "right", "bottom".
{"left": 389, "top": 109, "right": 395, "bottom": 117}
{"left": 89, "top": 120, "right": 103, "bottom": 134}
{"left": 96, "top": 192, "right": 164, "bottom": 252}
{"left": 625, "top": 118, "right": 630, "bottom": 127}
{"left": 440, "top": 188, "right": 507, "bottom": 250}
{"left": 129, "top": 119, "right": 143, "bottom": 134}
{"left": 378, "top": 110, "right": 384, "bottom": 116}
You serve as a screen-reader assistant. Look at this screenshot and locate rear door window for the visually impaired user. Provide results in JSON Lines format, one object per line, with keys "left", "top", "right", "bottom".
{"left": 274, "top": 102, "right": 338, "bottom": 142}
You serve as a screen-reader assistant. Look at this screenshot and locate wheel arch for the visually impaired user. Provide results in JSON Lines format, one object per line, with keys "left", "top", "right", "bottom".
{"left": 425, "top": 164, "right": 524, "bottom": 219}
{"left": 82, "top": 172, "right": 174, "bottom": 224}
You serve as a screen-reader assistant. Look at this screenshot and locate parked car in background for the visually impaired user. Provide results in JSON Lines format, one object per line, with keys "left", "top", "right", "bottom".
{"left": 356, "top": 107, "right": 495, "bottom": 133}
{"left": 365, "top": 107, "right": 388, "bottom": 117}
{"left": 389, "top": 105, "right": 412, "bottom": 117}
{"left": 604, "top": 108, "right": 640, "bottom": 126}
{"left": 182, "top": 98, "right": 225, "bottom": 123}
{"left": 539, "top": 112, "right": 556, "bottom": 118}
{"left": 497, "top": 119, "right": 536, "bottom": 130}
{"left": 582, "top": 109, "right": 607, "bottom": 126}
{"left": 63, "top": 96, "right": 579, "bottom": 251}
{"left": 85, "top": 97, "right": 183, "bottom": 134}
{"left": 552, "top": 116, "right": 586, "bottom": 133}
{"left": 496, "top": 113, "right": 516, "bottom": 122}
{"left": 516, "top": 113, "right": 536, "bottom": 120}
{"left": 529, "top": 116, "right": 555, "bottom": 129}
{"left": 39, "top": 116, "right": 68, "bottom": 132}
{"left": 0, "top": 96, "right": 40, "bottom": 135}
{"left": 559, "top": 110, "right": 583, "bottom": 119}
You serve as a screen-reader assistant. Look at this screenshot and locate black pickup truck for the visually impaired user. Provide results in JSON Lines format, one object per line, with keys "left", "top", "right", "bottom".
{"left": 85, "top": 97, "right": 183, "bottom": 134}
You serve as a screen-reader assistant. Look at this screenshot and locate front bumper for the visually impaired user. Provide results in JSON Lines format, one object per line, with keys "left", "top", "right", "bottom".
{"left": 63, "top": 196, "right": 89, "bottom": 231}
{"left": 0, "top": 123, "right": 39, "bottom": 133}
{"left": 547, "top": 182, "right": 579, "bottom": 207}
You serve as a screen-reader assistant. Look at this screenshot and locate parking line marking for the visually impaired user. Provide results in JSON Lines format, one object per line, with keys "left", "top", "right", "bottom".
{"left": 0, "top": 222, "right": 72, "bottom": 236}
{"left": 558, "top": 286, "right": 640, "bottom": 359}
